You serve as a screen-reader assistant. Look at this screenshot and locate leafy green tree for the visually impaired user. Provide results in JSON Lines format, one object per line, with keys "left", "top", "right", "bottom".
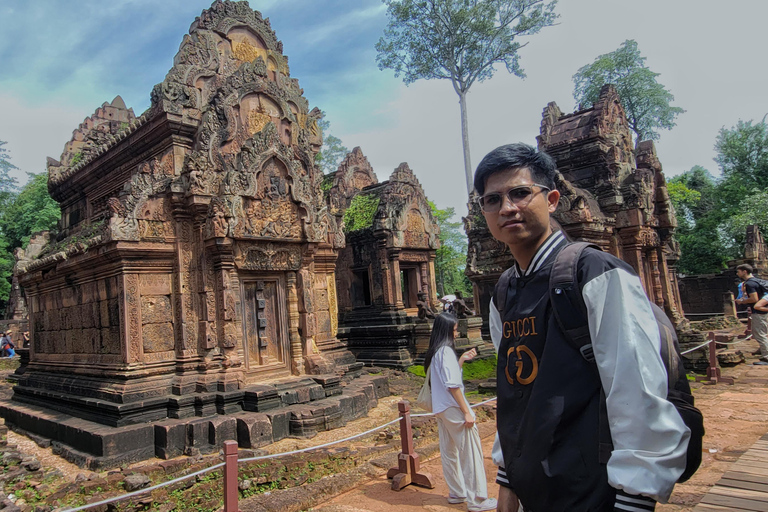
{"left": 715, "top": 118, "right": 768, "bottom": 206}
{"left": 573, "top": 40, "right": 684, "bottom": 145}
{"left": 0, "top": 140, "right": 19, "bottom": 210}
{"left": 723, "top": 191, "right": 768, "bottom": 246}
{"left": 668, "top": 167, "right": 728, "bottom": 275}
{"left": 0, "top": 172, "right": 60, "bottom": 250}
{"left": 429, "top": 201, "right": 471, "bottom": 297}
{"left": 376, "top": 0, "right": 558, "bottom": 194}
{"left": 314, "top": 113, "right": 350, "bottom": 174}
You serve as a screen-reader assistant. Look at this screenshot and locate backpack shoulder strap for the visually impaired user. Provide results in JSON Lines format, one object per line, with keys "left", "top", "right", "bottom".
{"left": 549, "top": 241, "right": 602, "bottom": 362}
{"left": 494, "top": 267, "right": 517, "bottom": 314}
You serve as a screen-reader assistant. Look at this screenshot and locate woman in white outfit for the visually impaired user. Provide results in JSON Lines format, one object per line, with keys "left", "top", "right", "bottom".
{"left": 424, "top": 313, "right": 497, "bottom": 512}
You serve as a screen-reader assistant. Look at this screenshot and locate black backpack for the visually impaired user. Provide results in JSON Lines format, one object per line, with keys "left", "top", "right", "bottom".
{"left": 746, "top": 276, "right": 768, "bottom": 297}
{"left": 494, "top": 241, "right": 704, "bottom": 482}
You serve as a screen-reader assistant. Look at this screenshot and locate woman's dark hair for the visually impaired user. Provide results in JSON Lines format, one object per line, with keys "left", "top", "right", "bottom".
{"left": 473, "top": 143, "right": 558, "bottom": 196}
{"left": 423, "top": 312, "right": 458, "bottom": 372}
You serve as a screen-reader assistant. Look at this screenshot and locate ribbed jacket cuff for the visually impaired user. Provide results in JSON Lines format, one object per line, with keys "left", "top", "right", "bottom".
{"left": 496, "top": 466, "right": 513, "bottom": 489}
{"left": 614, "top": 489, "right": 656, "bottom": 511}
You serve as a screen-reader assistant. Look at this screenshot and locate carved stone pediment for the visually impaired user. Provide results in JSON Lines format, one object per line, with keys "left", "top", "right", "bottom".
{"left": 234, "top": 242, "right": 301, "bottom": 271}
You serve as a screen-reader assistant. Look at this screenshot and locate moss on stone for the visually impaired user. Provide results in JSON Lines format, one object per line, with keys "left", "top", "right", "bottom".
{"left": 343, "top": 194, "right": 379, "bottom": 232}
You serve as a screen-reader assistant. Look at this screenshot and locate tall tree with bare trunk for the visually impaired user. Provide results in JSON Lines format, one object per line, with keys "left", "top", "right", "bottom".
{"left": 376, "top": 0, "right": 558, "bottom": 194}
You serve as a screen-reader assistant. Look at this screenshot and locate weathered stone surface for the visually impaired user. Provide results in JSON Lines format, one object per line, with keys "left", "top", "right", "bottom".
{"left": 236, "top": 413, "right": 272, "bottom": 448}
{"left": 141, "top": 323, "right": 174, "bottom": 353}
{"left": 208, "top": 416, "right": 237, "bottom": 448}
{"left": 141, "top": 296, "right": 173, "bottom": 325}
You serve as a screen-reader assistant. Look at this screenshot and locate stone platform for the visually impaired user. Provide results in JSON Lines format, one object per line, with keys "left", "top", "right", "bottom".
{"left": 0, "top": 374, "right": 389, "bottom": 470}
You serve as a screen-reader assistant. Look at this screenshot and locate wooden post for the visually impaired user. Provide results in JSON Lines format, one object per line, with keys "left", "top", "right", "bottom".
{"left": 223, "top": 440, "right": 240, "bottom": 512}
{"left": 387, "top": 400, "right": 435, "bottom": 491}
{"left": 696, "top": 331, "right": 735, "bottom": 385}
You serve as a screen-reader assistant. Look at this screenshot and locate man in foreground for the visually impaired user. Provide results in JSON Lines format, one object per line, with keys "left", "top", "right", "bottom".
{"left": 475, "top": 143, "right": 690, "bottom": 512}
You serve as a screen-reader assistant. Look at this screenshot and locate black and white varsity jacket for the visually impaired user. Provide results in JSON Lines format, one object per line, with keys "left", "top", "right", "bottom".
{"left": 490, "top": 230, "right": 689, "bottom": 512}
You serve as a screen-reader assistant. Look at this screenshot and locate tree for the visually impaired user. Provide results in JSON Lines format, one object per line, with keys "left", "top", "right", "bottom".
{"left": 429, "top": 201, "right": 472, "bottom": 297}
{"left": 668, "top": 166, "right": 728, "bottom": 275}
{"left": 572, "top": 40, "right": 684, "bottom": 145}
{"left": 314, "top": 112, "right": 350, "bottom": 174}
{"left": 376, "top": 0, "right": 558, "bottom": 194}
{"left": 0, "top": 140, "right": 19, "bottom": 210}
{"left": 0, "top": 172, "right": 60, "bottom": 251}
{"left": 715, "top": 117, "right": 768, "bottom": 201}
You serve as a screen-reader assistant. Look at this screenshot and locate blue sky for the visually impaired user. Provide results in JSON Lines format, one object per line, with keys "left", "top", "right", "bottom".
{"left": 2, "top": 0, "right": 768, "bottom": 217}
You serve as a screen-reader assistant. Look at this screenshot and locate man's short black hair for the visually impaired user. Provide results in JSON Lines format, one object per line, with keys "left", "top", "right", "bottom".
{"left": 737, "top": 263, "right": 754, "bottom": 274}
{"left": 473, "top": 143, "right": 558, "bottom": 196}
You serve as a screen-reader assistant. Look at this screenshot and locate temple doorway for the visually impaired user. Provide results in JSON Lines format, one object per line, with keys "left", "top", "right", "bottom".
{"left": 241, "top": 276, "right": 289, "bottom": 372}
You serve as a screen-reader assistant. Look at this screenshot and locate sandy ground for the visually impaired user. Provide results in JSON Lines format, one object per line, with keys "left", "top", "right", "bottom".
{"left": 315, "top": 337, "right": 768, "bottom": 512}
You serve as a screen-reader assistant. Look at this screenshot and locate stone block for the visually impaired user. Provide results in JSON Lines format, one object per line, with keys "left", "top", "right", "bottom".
{"left": 100, "top": 326, "right": 121, "bottom": 355}
{"left": 142, "top": 323, "right": 174, "bottom": 353}
{"left": 266, "top": 409, "right": 290, "bottom": 442}
{"left": 186, "top": 418, "right": 213, "bottom": 452}
{"left": 316, "top": 311, "right": 331, "bottom": 334}
{"left": 236, "top": 413, "right": 273, "bottom": 448}
{"left": 99, "top": 301, "right": 110, "bottom": 328}
{"left": 108, "top": 299, "right": 120, "bottom": 326}
{"left": 154, "top": 420, "right": 187, "bottom": 459}
{"left": 369, "top": 375, "right": 390, "bottom": 399}
{"left": 168, "top": 396, "right": 196, "bottom": 419}
{"left": 315, "top": 289, "right": 329, "bottom": 310}
{"left": 194, "top": 394, "right": 217, "bottom": 417}
{"left": 141, "top": 296, "right": 173, "bottom": 325}
{"left": 208, "top": 416, "right": 237, "bottom": 448}
{"left": 215, "top": 391, "right": 244, "bottom": 415}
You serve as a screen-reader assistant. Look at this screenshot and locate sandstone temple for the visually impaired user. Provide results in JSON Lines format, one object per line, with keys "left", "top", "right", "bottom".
{"left": 0, "top": 1, "right": 453, "bottom": 468}
{"left": 466, "top": 85, "right": 686, "bottom": 336}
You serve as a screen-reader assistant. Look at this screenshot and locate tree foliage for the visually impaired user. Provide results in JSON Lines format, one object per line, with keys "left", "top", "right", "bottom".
{"left": 0, "top": 173, "right": 61, "bottom": 250}
{"left": 429, "top": 201, "right": 472, "bottom": 297}
{"left": 668, "top": 118, "right": 768, "bottom": 275}
{"left": 0, "top": 171, "right": 60, "bottom": 311}
{"left": 376, "top": 0, "right": 558, "bottom": 193}
{"left": 0, "top": 140, "right": 19, "bottom": 211}
{"left": 573, "top": 40, "right": 684, "bottom": 144}
{"left": 314, "top": 113, "right": 350, "bottom": 174}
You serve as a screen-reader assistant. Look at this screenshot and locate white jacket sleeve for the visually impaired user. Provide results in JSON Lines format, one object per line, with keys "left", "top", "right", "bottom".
{"left": 488, "top": 299, "right": 506, "bottom": 469}
{"left": 582, "top": 267, "right": 690, "bottom": 503}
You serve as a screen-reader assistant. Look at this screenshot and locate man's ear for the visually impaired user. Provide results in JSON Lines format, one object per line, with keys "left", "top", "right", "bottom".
{"left": 547, "top": 189, "right": 560, "bottom": 213}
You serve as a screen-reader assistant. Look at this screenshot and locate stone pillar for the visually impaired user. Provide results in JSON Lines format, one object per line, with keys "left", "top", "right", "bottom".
{"left": 121, "top": 273, "right": 142, "bottom": 364}
{"left": 390, "top": 250, "right": 404, "bottom": 310}
{"left": 419, "top": 263, "right": 429, "bottom": 295}
{"left": 723, "top": 291, "right": 737, "bottom": 317}
{"left": 287, "top": 271, "right": 304, "bottom": 375}
{"left": 429, "top": 256, "right": 439, "bottom": 309}
{"left": 648, "top": 249, "right": 665, "bottom": 308}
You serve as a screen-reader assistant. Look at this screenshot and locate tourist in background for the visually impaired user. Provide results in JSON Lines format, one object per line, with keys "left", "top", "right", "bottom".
{"left": 423, "top": 312, "right": 496, "bottom": 512}
{"left": 736, "top": 264, "right": 768, "bottom": 364}
{"left": 1, "top": 331, "right": 15, "bottom": 358}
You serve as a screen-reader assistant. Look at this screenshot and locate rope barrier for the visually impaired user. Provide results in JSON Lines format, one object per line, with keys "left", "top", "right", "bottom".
{"left": 681, "top": 340, "right": 713, "bottom": 355}
{"left": 58, "top": 393, "right": 498, "bottom": 511}
{"left": 60, "top": 462, "right": 226, "bottom": 512}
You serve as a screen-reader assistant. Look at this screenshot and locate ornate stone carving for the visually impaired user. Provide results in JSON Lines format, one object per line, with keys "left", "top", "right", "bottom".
{"left": 234, "top": 242, "right": 301, "bottom": 271}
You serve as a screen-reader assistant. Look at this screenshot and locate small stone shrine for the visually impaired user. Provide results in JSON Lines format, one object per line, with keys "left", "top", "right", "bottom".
{"left": 466, "top": 85, "right": 686, "bottom": 336}
{"left": 328, "top": 150, "right": 466, "bottom": 367}
{"left": 3, "top": 1, "right": 390, "bottom": 469}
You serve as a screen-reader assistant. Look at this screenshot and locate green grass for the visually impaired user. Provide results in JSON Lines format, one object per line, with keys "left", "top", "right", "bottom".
{"left": 407, "top": 354, "right": 497, "bottom": 381}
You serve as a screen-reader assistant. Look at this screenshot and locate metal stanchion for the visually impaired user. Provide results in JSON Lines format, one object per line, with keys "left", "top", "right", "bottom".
{"left": 387, "top": 400, "right": 435, "bottom": 491}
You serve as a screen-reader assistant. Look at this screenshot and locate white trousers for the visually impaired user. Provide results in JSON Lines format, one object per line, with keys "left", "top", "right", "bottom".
{"left": 753, "top": 312, "right": 768, "bottom": 356}
{"left": 436, "top": 406, "right": 488, "bottom": 508}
